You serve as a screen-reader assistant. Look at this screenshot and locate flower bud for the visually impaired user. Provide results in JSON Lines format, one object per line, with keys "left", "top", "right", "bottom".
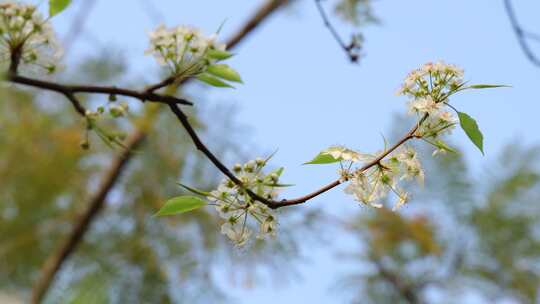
{"left": 255, "top": 157, "right": 265, "bottom": 166}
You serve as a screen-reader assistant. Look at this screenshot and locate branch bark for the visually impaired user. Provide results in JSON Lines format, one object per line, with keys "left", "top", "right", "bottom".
{"left": 314, "top": 0, "right": 360, "bottom": 62}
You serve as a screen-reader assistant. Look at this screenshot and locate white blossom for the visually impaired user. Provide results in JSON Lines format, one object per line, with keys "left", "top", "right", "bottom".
{"left": 340, "top": 145, "right": 424, "bottom": 211}
{"left": 397, "top": 61, "right": 464, "bottom": 98}
{"left": 392, "top": 191, "right": 409, "bottom": 211}
{"left": 408, "top": 96, "right": 440, "bottom": 115}
{"left": 207, "top": 158, "right": 283, "bottom": 246}
{"left": 0, "top": 1, "right": 62, "bottom": 74}
{"left": 146, "top": 24, "right": 226, "bottom": 77}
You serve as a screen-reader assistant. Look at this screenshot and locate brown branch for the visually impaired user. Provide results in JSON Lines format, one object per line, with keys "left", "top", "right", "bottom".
{"left": 28, "top": 1, "right": 289, "bottom": 302}
{"left": 314, "top": 0, "right": 360, "bottom": 63}
{"left": 504, "top": 0, "right": 540, "bottom": 67}
{"left": 30, "top": 132, "right": 145, "bottom": 304}
{"left": 7, "top": 74, "right": 193, "bottom": 109}
{"left": 226, "top": 0, "right": 289, "bottom": 49}
{"left": 169, "top": 100, "right": 422, "bottom": 209}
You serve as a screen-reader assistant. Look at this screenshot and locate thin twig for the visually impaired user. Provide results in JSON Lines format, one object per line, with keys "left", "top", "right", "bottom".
{"left": 504, "top": 0, "right": 540, "bottom": 67}
{"left": 314, "top": 0, "right": 360, "bottom": 62}
{"left": 170, "top": 99, "right": 422, "bottom": 209}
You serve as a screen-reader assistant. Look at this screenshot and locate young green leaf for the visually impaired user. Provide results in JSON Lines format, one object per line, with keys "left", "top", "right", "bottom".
{"left": 467, "top": 84, "right": 511, "bottom": 89}
{"left": 207, "top": 64, "right": 243, "bottom": 83}
{"left": 457, "top": 111, "right": 484, "bottom": 155}
{"left": 49, "top": 0, "right": 72, "bottom": 17}
{"left": 197, "top": 73, "right": 234, "bottom": 88}
{"left": 155, "top": 196, "right": 207, "bottom": 217}
{"left": 177, "top": 183, "right": 210, "bottom": 196}
{"left": 207, "top": 49, "right": 234, "bottom": 60}
{"left": 269, "top": 167, "right": 284, "bottom": 177}
{"left": 304, "top": 153, "right": 340, "bottom": 165}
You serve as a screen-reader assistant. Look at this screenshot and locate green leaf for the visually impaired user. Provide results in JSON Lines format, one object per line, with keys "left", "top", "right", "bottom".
{"left": 197, "top": 73, "right": 234, "bottom": 88}
{"left": 49, "top": 0, "right": 71, "bottom": 17}
{"left": 467, "top": 84, "right": 511, "bottom": 89}
{"left": 207, "top": 49, "right": 234, "bottom": 60}
{"left": 177, "top": 183, "right": 210, "bottom": 196}
{"left": 269, "top": 167, "right": 284, "bottom": 177}
{"left": 206, "top": 64, "right": 243, "bottom": 83}
{"left": 155, "top": 196, "right": 207, "bottom": 217}
{"left": 304, "top": 152, "right": 340, "bottom": 165}
{"left": 457, "top": 111, "right": 484, "bottom": 155}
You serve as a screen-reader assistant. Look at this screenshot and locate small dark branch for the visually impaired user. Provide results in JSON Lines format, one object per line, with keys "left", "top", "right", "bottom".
{"left": 145, "top": 76, "right": 176, "bottom": 93}
{"left": 30, "top": 132, "right": 145, "bottom": 304}
{"left": 7, "top": 72, "right": 87, "bottom": 116}
{"left": 9, "top": 44, "right": 22, "bottom": 74}
{"left": 168, "top": 101, "right": 421, "bottom": 209}
{"left": 64, "top": 92, "right": 86, "bottom": 116}
{"left": 504, "top": 0, "right": 540, "bottom": 67}
{"left": 314, "top": 0, "right": 360, "bottom": 63}
{"left": 7, "top": 74, "right": 193, "bottom": 108}
{"left": 168, "top": 103, "right": 243, "bottom": 185}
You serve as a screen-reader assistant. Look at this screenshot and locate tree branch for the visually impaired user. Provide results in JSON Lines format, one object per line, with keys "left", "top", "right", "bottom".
{"left": 314, "top": 0, "right": 360, "bottom": 63}
{"left": 28, "top": 1, "right": 289, "bottom": 302}
{"left": 504, "top": 0, "right": 540, "bottom": 67}
{"left": 169, "top": 101, "right": 422, "bottom": 209}
{"left": 30, "top": 131, "right": 145, "bottom": 304}
{"left": 7, "top": 73, "right": 193, "bottom": 110}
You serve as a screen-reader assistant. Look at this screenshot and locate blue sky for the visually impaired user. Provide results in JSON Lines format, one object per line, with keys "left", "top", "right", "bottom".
{"left": 47, "top": 0, "right": 540, "bottom": 303}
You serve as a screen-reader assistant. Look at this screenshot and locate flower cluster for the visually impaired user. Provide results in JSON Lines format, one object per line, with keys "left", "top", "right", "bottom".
{"left": 208, "top": 158, "right": 283, "bottom": 246}
{"left": 81, "top": 100, "right": 129, "bottom": 149}
{"left": 0, "top": 1, "right": 61, "bottom": 74}
{"left": 320, "top": 145, "right": 423, "bottom": 210}
{"left": 145, "top": 24, "right": 226, "bottom": 78}
{"left": 398, "top": 61, "right": 464, "bottom": 155}
{"left": 397, "top": 61, "right": 464, "bottom": 98}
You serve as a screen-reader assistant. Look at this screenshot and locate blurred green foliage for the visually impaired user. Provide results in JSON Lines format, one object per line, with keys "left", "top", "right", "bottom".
{"left": 338, "top": 142, "right": 540, "bottom": 304}
{"left": 0, "top": 51, "right": 310, "bottom": 303}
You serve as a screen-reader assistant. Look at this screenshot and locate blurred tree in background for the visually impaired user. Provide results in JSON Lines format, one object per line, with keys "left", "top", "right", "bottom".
{"left": 0, "top": 50, "right": 313, "bottom": 303}
{"left": 337, "top": 141, "right": 540, "bottom": 303}
{"left": 1, "top": 0, "right": 539, "bottom": 303}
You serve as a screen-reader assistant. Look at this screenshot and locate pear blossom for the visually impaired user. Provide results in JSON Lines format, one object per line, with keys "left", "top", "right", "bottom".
{"left": 408, "top": 96, "right": 441, "bottom": 115}
{"left": 206, "top": 158, "right": 284, "bottom": 246}
{"left": 397, "top": 61, "right": 464, "bottom": 99}
{"left": 145, "top": 24, "right": 227, "bottom": 77}
{"left": 0, "top": 1, "right": 62, "bottom": 74}
{"left": 333, "top": 145, "right": 425, "bottom": 210}
{"left": 392, "top": 191, "right": 409, "bottom": 211}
